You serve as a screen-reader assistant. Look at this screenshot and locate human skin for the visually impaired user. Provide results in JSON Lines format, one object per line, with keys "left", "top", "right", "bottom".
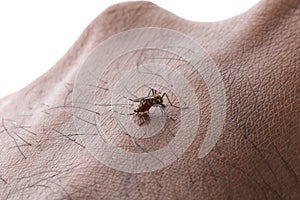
{"left": 0, "top": 0, "right": 299, "bottom": 199}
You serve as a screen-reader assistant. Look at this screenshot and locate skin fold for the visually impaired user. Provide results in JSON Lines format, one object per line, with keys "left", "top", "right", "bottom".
{"left": 0, "top": 0, "right": 299, "bottom": 199}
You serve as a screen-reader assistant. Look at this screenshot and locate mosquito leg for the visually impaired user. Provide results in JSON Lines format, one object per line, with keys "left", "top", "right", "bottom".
{"left": 158, "top": 105, "right": 175, "bottom": 122}
{"left": 161, "top": 93, "right": 180, "bottom": 108}
{"left": 152, "top": 88, "right": 157, "bottom": 95}
{"left": 145, "top": 87, "right": 155, "bottom": 97}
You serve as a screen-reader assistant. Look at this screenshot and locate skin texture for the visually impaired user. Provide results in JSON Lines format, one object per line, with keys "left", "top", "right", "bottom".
{"left": 0, "top": 0, "right": 299, "bottom": 199}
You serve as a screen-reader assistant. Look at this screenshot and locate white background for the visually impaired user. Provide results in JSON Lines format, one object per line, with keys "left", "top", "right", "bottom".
{"left": 0, "top": 0, "right": 260, "bottom": 99}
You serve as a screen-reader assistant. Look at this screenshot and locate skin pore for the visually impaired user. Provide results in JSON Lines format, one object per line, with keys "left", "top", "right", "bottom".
{"left": 0, "top": 0, "right": 299, "bottom": 199}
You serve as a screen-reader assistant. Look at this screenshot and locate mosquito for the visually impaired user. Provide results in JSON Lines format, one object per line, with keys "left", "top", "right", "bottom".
{"left": 115, "top": 87, "right": 183, "bottom": 119}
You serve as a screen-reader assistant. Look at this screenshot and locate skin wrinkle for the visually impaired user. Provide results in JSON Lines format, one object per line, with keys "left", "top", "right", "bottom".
{"left": 0, "top": 0, "right": 299, "bottom": 199}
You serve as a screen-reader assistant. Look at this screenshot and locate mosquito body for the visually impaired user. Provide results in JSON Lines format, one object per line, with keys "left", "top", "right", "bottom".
{"left": 120, "top": 88, "right": 180, "bottom": 116}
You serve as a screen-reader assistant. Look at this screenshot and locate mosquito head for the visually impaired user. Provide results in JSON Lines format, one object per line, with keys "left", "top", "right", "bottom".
{"left": 155, "top": 95, "right": 163, "bottom": 104}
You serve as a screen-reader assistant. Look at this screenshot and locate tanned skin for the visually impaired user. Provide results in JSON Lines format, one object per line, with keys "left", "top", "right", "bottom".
{"left": 0, "top": 1, "right": 299, "bottom": 199}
